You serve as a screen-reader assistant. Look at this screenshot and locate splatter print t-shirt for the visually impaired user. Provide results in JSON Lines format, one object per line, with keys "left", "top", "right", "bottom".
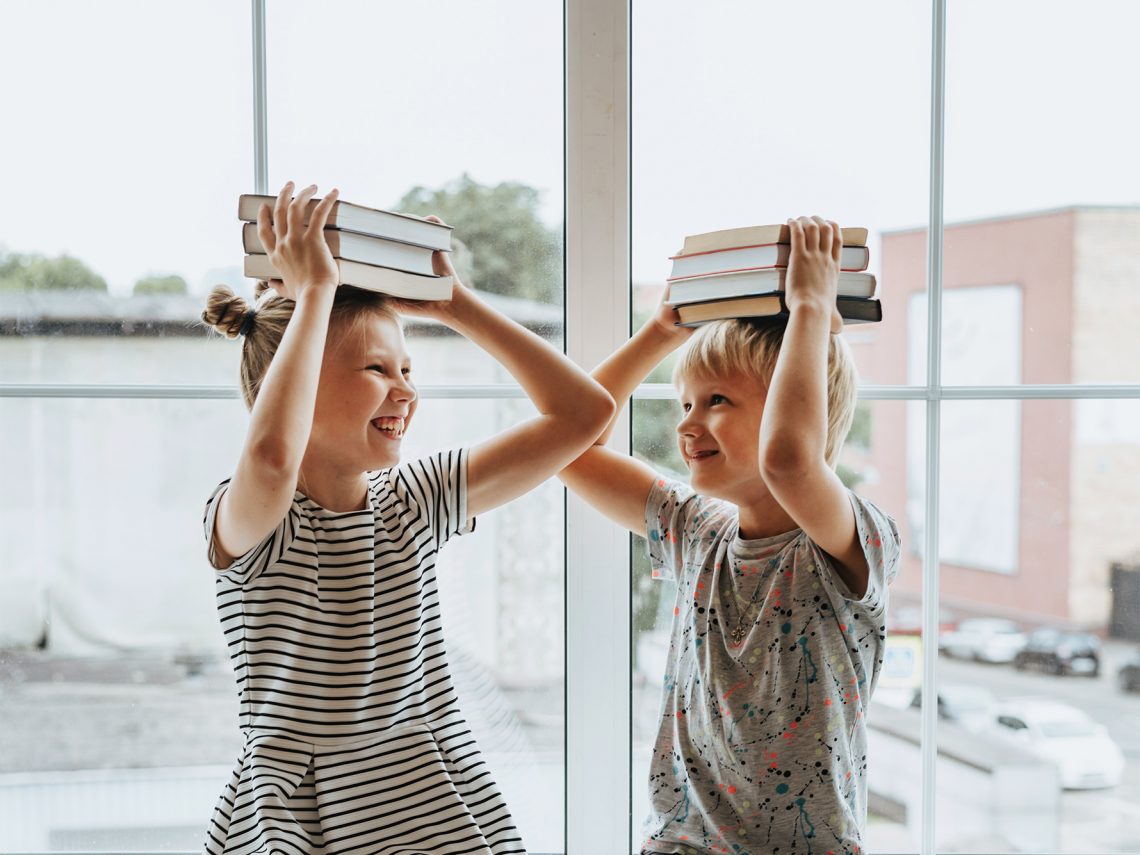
{"left": 641, "top": 476, "right": 901, "bottom": 855}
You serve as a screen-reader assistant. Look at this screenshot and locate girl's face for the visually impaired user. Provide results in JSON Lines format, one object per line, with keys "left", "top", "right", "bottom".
{"left": 675, "top": 369, "right": 768, "bottom": 505}
{"left": 309, "top": 313, "right": 418, "bottom": 473}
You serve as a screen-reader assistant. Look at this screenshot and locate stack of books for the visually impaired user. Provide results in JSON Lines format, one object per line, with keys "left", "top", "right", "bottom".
{"left": 238, "top": 194, "right": 454, "bottom": 299}
{"left": 666, "top": 224, "right": 882, "bottom": 327}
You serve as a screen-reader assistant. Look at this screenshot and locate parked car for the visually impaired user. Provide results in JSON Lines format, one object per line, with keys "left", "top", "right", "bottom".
{"left": 1013, "top": 628, "right": 1100, "bottom": 676}
{"left": 1118, "top": 648, "right": 1140, "bottom": 693}
{"left": 909, "top": 682, "right": 997, "bottom": 734}
{"left": 939, "top": 618, "right": 1027, "bottom": 663}
{"left": 992, "top": 699, "right": 1124, "bottom": 789}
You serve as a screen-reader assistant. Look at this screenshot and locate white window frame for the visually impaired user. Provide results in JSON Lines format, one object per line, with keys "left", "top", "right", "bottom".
{"left": 4, "top": 1, "right": 1140, "bottom": 853}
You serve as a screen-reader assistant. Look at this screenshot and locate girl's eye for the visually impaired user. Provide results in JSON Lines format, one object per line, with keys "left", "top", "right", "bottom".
{"left": 681, "top": 402, "right": 692, "bottom": 413}
{"left": 710, "top": 394, "right": 727, "bottom": 405}
{"left": 368, "top": 365, "right": 386, "bottom": 374}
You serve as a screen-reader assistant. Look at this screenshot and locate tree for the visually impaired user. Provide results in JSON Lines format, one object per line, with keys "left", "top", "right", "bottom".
{"left": 394, "top": 174, "right": 562, "bottom": 304}
{"left": 0, "top": 252, "right": 107, "bottom": 292}
{"left": 133, "top": 274, "right": 188, "bottom": 296}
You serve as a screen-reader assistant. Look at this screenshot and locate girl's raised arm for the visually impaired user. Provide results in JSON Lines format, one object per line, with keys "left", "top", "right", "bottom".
{"left": 395, "top": 245, "right": 615, "bottom": 518}
{"left": 210, "top": 182, "right": 340, "bottom": 568}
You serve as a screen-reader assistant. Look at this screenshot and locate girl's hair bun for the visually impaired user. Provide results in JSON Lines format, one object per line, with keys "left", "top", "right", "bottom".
{"left": 202, "top": 284, "right": 252, "bottom": 339}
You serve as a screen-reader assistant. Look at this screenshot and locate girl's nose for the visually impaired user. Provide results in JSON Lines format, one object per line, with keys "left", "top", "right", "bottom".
{"left": 393, "top": 378, "right": 417, "bottom": 402}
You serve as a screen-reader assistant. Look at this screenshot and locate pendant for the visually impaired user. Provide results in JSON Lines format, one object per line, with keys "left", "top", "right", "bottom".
{"left": 731, "top": 624, "right": 749, "bottom": 645}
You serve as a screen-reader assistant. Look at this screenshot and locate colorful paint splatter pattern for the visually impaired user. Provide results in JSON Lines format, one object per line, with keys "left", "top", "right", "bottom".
{"left": 641, "top": 476, "right": 901, "bottom": 855}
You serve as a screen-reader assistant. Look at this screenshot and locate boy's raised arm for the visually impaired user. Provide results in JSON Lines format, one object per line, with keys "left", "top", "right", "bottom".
{"left": 558, "top": 295, "right": 692, "bottom": 534}
{"left": 759, "top": 216, "right": 869, "bottom": 595}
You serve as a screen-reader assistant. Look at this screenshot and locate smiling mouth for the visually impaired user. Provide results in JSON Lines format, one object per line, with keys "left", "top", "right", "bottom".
{"left": 688, "top": 450, "right": 718, "bottom": 462}
{"left": 371, "top": 416, "right": 406, "bottom": 439}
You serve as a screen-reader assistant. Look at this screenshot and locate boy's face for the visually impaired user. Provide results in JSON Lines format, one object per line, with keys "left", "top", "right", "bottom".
{"left": 676, "top": 369, "right": 768, "bottom": 505}
{"left": 309, "top": 314, "right": 418, "bottom": 473}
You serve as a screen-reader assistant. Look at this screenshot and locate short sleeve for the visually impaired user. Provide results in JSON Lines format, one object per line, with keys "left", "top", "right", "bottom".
{"left": 389, "top": 448, "right": 474, "bottom": 550}
{"left": 817, "top": 491, "right": 901, "bottom": 615}
{"left": 203, "top": 479, "right": 301, "bottom": 585}
{"left": 644, "top": 475, "right": 720, "bottom": 584}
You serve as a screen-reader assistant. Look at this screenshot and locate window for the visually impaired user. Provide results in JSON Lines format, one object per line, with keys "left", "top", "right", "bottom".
{"left": 1, "top": 2, "right": 565, "bottom": 852}
{"left": 3, "top": 2, "right": 1139, "bottom": 854}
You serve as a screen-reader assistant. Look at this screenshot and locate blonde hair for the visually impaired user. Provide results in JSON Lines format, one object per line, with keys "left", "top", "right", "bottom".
{"left": 673, "top": 319, "right": 858, "bottom": 468}
{"left": 201, "top": 281, "right": 402, "bottom": 410}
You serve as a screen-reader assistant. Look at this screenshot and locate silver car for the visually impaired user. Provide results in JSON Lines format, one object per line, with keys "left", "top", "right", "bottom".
{"left": 938, "top": 617, "right": 1027, "bottom": 663}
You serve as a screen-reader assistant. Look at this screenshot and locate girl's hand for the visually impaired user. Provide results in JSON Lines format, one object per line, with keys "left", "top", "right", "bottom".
{"left": 786, "top": 215, "right": 844, "bottom": 334}
{"left": 650, "top": 282, "right": 695, "bottom": 342}
{"left": 388, "top": 215, "right": 461, "bottom": 322}
{"left": 256, "top": 181, "right": 340, "bottom": 301}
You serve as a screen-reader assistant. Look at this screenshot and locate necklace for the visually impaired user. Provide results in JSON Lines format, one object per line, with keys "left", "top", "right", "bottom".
{"left": 724, "top": 557, "right": 768, "bottom": 646}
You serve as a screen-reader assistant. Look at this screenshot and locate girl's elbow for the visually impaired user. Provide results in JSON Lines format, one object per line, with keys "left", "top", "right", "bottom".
{"left": 247, "top": 437, "right": 301, "bottom": 480}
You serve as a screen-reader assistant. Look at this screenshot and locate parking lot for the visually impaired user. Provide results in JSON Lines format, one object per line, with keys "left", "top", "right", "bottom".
{"left": 936, "top": 639, "right": 1140, "bottom": 853}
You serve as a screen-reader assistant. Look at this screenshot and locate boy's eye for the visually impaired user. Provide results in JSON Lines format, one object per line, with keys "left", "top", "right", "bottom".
{"left": 368, "top": 365, "right": 386, "bottom": 374}
{"left": 710, "top": 394, "right": 727, "bottom": 405}
{"left": 681, "top": 402, "right": 692, "bottom": 413}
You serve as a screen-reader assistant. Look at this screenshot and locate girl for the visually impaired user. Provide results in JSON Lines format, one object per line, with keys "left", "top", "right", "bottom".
{"left": 199, "top": 181, "right": 614, "bottom": 855}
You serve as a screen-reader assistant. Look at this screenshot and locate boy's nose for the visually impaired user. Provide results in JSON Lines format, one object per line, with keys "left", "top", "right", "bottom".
{"left": 676, "top": 415, "right": 701, "bottom": 437}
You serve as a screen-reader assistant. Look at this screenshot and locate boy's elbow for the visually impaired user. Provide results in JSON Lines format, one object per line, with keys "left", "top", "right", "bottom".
{"left": 759, "top": 439, "right": 819, "bottom": 483}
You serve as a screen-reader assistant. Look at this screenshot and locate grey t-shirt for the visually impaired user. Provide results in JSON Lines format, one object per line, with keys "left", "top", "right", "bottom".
{"left": 640, "top": 475, "right": 901, "bottom": 855}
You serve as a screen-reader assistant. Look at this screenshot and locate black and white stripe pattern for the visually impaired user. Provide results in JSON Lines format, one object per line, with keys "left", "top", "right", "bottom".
{"left": 202, "top": 449, "right": 525, "bottom": 855}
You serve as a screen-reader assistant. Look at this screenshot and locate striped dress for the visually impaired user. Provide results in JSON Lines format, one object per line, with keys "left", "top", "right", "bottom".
{"left": 201, "top": 448, "right": 526, "bottom": 855}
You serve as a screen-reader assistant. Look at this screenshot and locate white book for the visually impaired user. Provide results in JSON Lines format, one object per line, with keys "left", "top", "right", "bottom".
{"left": 669, "top": 243, "right": 870, "bottom": 280}
{"left": 238, "top": 194, "right": 452, "bottom": 252}
{"left": 243, "top": 254, "right": 452, "bottom": 301}
{"left": 243, "top": 223, "right": 435, "bottom": 276}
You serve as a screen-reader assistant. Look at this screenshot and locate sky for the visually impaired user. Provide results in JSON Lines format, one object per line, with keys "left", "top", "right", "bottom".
{"left": 2, "top": 0, "right": 1138, "bottom": 296}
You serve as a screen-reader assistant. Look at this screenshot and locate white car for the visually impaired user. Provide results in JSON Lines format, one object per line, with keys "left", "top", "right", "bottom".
{"left": 992, "top": 699, "right": 1124, "bottom": 790}
{"left": 938, "top": 618, "right": 1027, "bottom": 663}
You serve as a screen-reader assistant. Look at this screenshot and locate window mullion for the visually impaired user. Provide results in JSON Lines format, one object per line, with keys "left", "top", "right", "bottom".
{"left": 922, "top": 1, "right": 948, "bottom": 853}
{"left": 565, "top": 0, "right": 631, "bottom": 851}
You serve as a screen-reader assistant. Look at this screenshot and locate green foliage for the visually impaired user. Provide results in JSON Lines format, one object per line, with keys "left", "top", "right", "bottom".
{"left": 394, "top": 174, "right": 562, "bottom": 304}
{"left": 847, "top": 400, "right": 872, "bottom": 449}
{"left": 133, "top": 274, "right": 189, "bottom": 296}
{"left": 0, "top": 252, "right": 107, "bottom": 292}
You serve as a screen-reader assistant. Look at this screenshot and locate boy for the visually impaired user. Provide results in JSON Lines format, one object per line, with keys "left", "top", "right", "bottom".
{"left": 560, "top": 217, "right": 900, "bottom": 854}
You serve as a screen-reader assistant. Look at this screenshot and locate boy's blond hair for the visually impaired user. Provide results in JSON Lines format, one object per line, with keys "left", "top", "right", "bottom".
{"left": 673, "top": 320, "right": 858, "bottom": 468}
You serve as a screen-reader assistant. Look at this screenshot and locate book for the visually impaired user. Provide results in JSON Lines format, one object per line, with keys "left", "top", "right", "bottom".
{"left": 666, "top": 268, "right": 877, "bottom": 304}
{"left": 243, "top": 253, "right": 452, "bottom": 300}
{"left": 238, "top": 194, "right": 453, "bottom": 252}
{"left": 675, "top": 293, "right": 883, "bottom": 327}
{"left": 680, "top": 224, "right": 868, "bottom": 256}
{"left": 669, "top": 242, "right": 870, "bottom": 279}
{"left": 242, "top": 222, "right": 435, "bottom": 276}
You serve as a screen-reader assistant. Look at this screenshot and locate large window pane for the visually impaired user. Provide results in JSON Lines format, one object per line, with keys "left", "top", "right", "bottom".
{"left": 943, "top": 0, "right": 1140, "bottom": 385}
{"left": 903, "top": 400, "right": 1140, "bottom": 853}
{"left": 0, "top": 396, "right": 564, "bottom": 853}
{"left": 632, "top": 1, "right": 931, "bottom": 851}
{"left": 0, "top": 1, "right": 251, "bottom": 386}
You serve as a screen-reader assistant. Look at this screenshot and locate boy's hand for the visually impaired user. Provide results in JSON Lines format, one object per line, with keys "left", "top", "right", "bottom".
{"left": 650, "top": 282, "right": 696, "bottom": 341}
{"left": 257, "top": 181, "right": 340, "bottom": 301}
{"left": 388, "top": 215, "right": 462, "bottom": 322}
{"left": 786, "top": 215, "right": 843, "bottom": 334}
